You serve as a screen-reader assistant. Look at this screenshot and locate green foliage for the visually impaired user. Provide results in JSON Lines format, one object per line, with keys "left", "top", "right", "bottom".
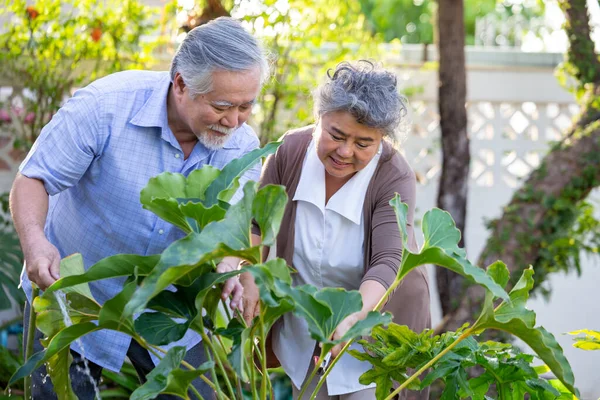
{"left": 390, "top": 198, "right": 508, "bottom": 302}
{"left": 129, "top": 346, "right": 213, "bottom": 400}
{"left": 0, "top": 0, "right": 158, "bottom": 149}
{"left": 8, "top": 147, "right": 578, "bottom": 400}
{"left": 350, "top": 259, "right": 578, "bottom": 398}
{"left": 473, "top": 265, "right": 577, "bottom": 396}
{"left": 568, "top": 329, "right": 600, "bottom": 351}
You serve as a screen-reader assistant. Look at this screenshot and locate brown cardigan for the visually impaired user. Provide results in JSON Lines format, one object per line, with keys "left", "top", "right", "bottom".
{"left": 255, "top": 126, "right": 431, "bottom": 333}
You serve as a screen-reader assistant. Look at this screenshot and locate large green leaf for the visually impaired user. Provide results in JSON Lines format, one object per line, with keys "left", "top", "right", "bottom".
{"left": 390, "top": 196, "right": 509, "bottom": 302}
{"left": 0, "top": 229, "right": 26, "bottom": 311}
{"left": 45, "top": 348, "right": 77, "bottom": 400}
{"left": 473, "top": 267, "right": 579, "bottom": 397}
{"left": 10, "top": 317, "right": 140, "bottom": 386}
{"left": 46, "top": 254, "right": 160, "bottom": 294}
{"left": 124, "top": 182, "right": 259, "bottom": 318}
{"left": 278, "top": 285, "right": 391, "bottom": 353}
{"left": 58, "top": 254, "right": 94, "bottom": 299}
{"left": 252, "top": 184, "right": 288, "bottom": 246}
{"left": 34, "top": 291, "right": 100, "bottom": 338}
{"left": 147, "top": 289, "right": 196, "bottom": 320}
{"left": 98, "top": 280, "right": 138, "bottom": 336}
{"left": 140, "top": 168, "right": 222, "bottom": 233}
{"left": 135, "top": 312, "right": 191, "bottom": 346}
{"left": 244, "top": 259, "right": 293, "bottom": 312}
{"left": 203, "top": 141, "right": 281, "bottom": 207}
{"left": 10, "top": 322, "right": 100, "bottom": 384}
{"left": 129, "top": 346, "right": 214, "bottom": 400}
{"left": 179, "top": 201, "right": 227, "bottom": 233}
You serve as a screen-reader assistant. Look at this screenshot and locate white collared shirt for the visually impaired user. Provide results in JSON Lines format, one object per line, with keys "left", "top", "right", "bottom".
{"left": 273, "top": 139, "right": 381, "bottom": 395}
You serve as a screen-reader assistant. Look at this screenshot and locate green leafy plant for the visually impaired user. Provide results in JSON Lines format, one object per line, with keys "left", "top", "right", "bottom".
{"left": 6, "top": 142, "right": 579, "bottom": 399}
{"left": 0, "top": 192, "right": 25, "bottom": 313}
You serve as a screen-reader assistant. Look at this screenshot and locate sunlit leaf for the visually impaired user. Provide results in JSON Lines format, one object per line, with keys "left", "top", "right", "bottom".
{"left": 203, "top": 142, "right": 281, "bottom": 207}
{"left": 46, "top": 254, "right": 160, "bottom": 294}
{"left": 390, "top": 196, "right": 509, "bottom": 302}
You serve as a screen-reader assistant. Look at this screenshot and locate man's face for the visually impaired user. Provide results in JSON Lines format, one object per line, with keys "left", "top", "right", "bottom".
{"left": 172, "top": 67, "right": 261, "bottom": 149}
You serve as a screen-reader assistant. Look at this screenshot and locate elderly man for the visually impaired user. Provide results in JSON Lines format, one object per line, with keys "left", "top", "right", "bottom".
{"left": 9, "top": 17, "right": 269, "bottom": 399}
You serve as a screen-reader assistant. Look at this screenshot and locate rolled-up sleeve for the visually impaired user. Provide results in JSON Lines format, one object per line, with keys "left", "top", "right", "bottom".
{"left": 19, "top": 85, "right": 104, "bottom": 195}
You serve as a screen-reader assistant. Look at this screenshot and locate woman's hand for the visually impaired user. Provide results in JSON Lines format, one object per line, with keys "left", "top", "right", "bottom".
{"left": 329, "top": 280, "right": 388, "bottom": 358}
{"left": 330, "top": 312, "right": 362, "bottom": 358}
{"left": 217, "top": 257, "right": 244, "bottom": 311}
{"left": 240, "top": 271, "right": 261, "bottom": 325}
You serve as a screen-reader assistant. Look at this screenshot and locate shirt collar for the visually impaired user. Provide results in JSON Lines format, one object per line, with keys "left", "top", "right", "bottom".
{"left": 293, "top": 140, "right": 382, "bottom": 225}
{"left": 129, "top": 72, "right": 171, "bottom": 130}
{"left": 293, "top": 139, "right": 326, "bottom": 212}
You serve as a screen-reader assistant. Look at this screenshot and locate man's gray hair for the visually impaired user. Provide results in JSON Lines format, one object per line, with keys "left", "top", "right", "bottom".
{"left": 170, "top": 17, "right": 270, "bottom": 97}
{"left": 314, "top": 60, "right": 409, "bottom": 140}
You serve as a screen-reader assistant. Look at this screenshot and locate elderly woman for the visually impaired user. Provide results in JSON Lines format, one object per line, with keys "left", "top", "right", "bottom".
{"left": 239, "top": 60, "right": 431, "bottom": 399}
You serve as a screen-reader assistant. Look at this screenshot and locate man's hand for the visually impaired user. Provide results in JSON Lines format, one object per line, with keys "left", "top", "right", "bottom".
{"left": 217, "top": 258, "right": 244, "bottom": 311}
{"left": 24, "top": 236, "right": 61, "bottom": 290}
{"left": 240, "top": 271, "right": 260, "bottom": 325}
{"left": 330, "top": 312, "right": 362, "bottom": 358}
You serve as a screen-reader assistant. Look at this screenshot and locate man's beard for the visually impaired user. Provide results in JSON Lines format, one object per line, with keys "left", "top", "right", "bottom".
{"left": 196, "top": 124, "right": 236, "bottom": 150}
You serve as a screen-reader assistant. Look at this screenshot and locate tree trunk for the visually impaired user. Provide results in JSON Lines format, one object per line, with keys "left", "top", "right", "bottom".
{"left": 436, "top": 0, "right": 470, "bottom": 316}
{"left": 442, "top": 0, "right": 600, "bottom": 332}
{"left": 198, "top": 0, "right": 230, "bottom": 26}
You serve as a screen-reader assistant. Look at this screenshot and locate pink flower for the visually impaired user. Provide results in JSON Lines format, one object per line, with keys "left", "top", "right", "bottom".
{"left": 24, "top": 112, "right": 35, "bottom": 124}
{"left": 0, "top": 109, "right": 11, "bottom": 123}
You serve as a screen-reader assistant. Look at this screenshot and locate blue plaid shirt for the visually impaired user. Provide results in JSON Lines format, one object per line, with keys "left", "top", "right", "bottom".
{"left": 19, "top": 70, "right": 261, "bottom": 372}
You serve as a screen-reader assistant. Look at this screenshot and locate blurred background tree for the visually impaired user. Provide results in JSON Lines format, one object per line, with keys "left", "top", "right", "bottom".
{"left": 442, "top": 0, "right": 600, "bottom": 332}
{"left": 358, "top": 0, "right": 545, "bottom": 50}
{"left": 0, "top": 0, "right": 157, "bottom": 150}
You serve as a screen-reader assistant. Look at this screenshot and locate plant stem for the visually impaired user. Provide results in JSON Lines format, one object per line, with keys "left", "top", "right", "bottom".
{"left": 24, "top": 286, "right": 39, "bottom": 400}
{"left": 248, "top": 324, "right": 259, "bottom": 400}
{"left": 302, "top": 348, "right": 327, "bottom": 400}
{"left": 201, "top": 331, "right": 236, "bottom": 400}
{"left": 259, "top": 316, "right": 268, "bottom": 400}
{"left": 383, "top": 325, "right": 476, "bottom": 400}
{"left": 202, "top": 336, "right": 225, "bottom": 400}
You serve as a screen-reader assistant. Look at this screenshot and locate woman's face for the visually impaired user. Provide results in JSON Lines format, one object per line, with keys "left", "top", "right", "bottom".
{"left": 316, "top": 111, "right": 384, "bottom": 181}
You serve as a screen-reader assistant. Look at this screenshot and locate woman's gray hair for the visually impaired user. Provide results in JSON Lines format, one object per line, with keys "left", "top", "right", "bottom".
{"left": 314, "top": 60, "right": 410, "bottom": 142}
{"left": 170, "top": 17, "right": 270, "bottom": 97}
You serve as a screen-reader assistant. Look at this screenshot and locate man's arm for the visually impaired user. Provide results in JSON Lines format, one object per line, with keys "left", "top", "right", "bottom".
{"left": 10, "top": 173, "right": 61, "bottom": 290}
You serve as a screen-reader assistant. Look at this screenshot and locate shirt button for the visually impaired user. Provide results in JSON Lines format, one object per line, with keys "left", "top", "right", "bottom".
{"left": 175, "top": 153, "right": 181, "bottom": 159}
{"left": 158, "top": 229, "right": 164, "bottom": 235}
